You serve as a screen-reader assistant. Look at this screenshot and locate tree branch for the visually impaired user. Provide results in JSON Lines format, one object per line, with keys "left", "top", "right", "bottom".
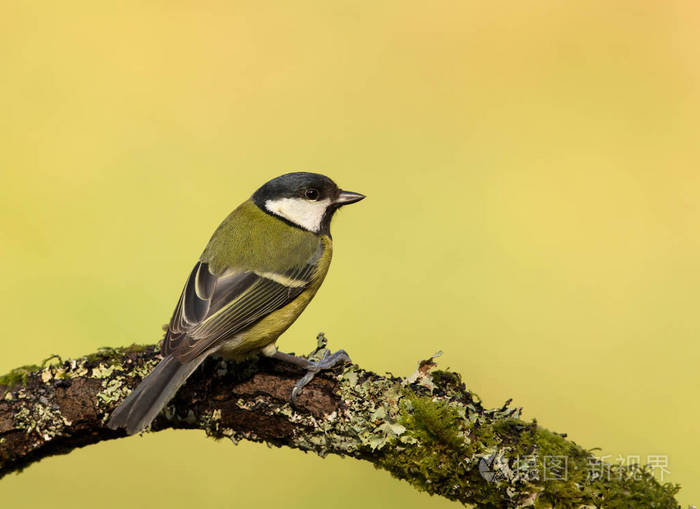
{"left": 0, "top": 338, "right": 681, "bottom": 508}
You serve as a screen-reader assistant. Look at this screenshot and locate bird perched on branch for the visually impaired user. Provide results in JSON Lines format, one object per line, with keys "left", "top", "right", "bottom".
{"left": 108, "top": 172, "right": 365, "bottom": 435}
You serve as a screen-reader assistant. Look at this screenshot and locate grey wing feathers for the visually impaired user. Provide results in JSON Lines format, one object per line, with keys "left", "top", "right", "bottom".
{"left": 163, "top": 263, "right": 258, "bottom": 355}
{"left": 163, "top": 260, "right": 317, "bottom": 362}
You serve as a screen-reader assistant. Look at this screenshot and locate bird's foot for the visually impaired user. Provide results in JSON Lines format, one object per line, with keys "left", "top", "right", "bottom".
{"left": 290, "top": 348, "right": 351, "bottom": 401}
{"left": 263, "top": 333, "right": 351, "bottom": 402}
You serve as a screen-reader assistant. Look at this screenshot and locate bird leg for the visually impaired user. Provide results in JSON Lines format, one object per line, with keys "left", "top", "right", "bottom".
{"left": 261, "top": 336, "right": 351, "bottom": 401}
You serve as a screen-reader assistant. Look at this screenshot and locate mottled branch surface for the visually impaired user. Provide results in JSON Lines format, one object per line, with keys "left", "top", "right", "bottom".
{"left": 0, "top": 340, "right": 681, "bottom": 508}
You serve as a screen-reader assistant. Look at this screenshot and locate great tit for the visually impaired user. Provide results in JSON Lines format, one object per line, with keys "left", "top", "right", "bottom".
{"left": 107, "top": 172, "right": 365, "bottom": 435}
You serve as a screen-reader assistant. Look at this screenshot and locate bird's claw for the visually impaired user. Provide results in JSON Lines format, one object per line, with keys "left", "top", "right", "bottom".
{"left": 291, "top": 349, "right": 351, "bottom": 403}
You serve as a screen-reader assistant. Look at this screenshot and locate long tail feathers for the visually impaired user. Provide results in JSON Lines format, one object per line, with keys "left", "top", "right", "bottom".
{"left": 107, "top": 354, "right": 205, "bottom": 435}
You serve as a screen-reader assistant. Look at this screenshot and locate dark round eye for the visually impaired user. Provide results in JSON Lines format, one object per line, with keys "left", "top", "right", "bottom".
{"left": 305, "top": 188, "right": 320, "bottom": 200}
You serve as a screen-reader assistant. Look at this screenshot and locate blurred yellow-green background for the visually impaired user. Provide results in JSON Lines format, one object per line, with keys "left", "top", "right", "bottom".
{"left": 1, "top": 1, "right": 698, "bottom": 507}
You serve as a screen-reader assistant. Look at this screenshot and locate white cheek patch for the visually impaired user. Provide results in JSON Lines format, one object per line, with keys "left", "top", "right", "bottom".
{"left": 265, "top": 197, "right": 332, "bottom": 232}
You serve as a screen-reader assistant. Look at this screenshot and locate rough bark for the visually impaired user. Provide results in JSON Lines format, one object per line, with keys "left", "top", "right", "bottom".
{"left": 0, "top": 337, "right": 681, "bottom": 508}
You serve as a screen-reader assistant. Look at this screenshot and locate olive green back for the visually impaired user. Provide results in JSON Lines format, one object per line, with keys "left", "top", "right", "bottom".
{"left": 201, "top": 199, "right": 321, "bottom": 275}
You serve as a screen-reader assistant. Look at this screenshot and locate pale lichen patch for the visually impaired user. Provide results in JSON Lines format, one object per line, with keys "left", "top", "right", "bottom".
{"left": 13, "top": 401, "right": 68, "bottom": 441}
{"left": 96, "top": 378, "right": 130, "bottom": 407}
{"left": 287, "top": 364, "right": 410, "bottom": 457}
{"left": 91, "top": 363, "right": 123, "bottom": 379}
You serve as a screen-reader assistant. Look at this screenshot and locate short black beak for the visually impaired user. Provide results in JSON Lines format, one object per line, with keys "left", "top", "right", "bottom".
{"left": 335, "top": 190, "right": 366, "bottom": 205}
